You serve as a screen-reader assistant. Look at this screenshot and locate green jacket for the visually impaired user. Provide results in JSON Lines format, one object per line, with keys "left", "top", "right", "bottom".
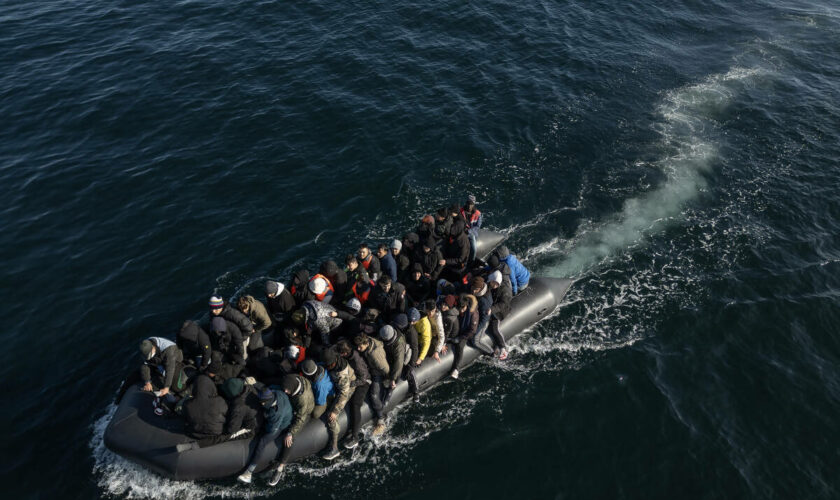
{"left": 241, "top": 295, "right": 272, "bottom": 333}
{"left": 288, "top": 376, "right": 315, "bottom": 436}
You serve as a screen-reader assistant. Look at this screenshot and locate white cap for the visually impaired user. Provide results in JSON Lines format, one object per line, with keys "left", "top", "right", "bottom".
{"left": 309, "top": 277, "right": 328, "bottom": 295}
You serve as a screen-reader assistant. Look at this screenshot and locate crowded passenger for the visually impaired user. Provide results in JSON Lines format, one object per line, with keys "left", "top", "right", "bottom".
{"left": 121, "top": 196, "right": 545, "bottom": 484}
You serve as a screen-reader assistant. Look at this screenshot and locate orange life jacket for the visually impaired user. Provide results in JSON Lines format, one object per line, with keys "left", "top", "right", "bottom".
{"left": 309, "top": 274, "right": 334, "bottom": 301}
{"left": 352, "top": 280, "right": 375, "bottom": 304}
{"left": 460, "top": 207, "right": 481, "bottom": 229}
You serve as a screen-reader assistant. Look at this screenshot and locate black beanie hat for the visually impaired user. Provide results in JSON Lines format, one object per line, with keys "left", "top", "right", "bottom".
{"left": 282, "top": 374, "right": 302, "bottom": 395}
{"left": 301, "top": 359, "right": 317, "bottom": 376}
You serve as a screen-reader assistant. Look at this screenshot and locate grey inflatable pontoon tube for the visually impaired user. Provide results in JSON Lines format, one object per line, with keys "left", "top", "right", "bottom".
{"left": 104, "top": 230, "right": 572, "bottom": 481}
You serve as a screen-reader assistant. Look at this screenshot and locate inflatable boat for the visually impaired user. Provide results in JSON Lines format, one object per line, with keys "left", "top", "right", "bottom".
{"left": 104, "top": 230, "right": 572, "bottom": 480}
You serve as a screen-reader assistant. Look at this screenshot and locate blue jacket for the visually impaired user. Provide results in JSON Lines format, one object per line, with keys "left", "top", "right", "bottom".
{"left": 310, "top": 369, "right": 335, "bottom": 406}
{"left": 498, "top": 246, "right": 530, "bottom": 294}
{"left": 380, "top": 251, "right": 398, "bottom": 283}
{"left": 264, "top": 389, "right": 293, "bottom": 434}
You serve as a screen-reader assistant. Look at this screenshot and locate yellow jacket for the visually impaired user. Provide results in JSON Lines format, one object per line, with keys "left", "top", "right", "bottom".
{"left": 414, "top": 317, "right": 432, "bottom": 362}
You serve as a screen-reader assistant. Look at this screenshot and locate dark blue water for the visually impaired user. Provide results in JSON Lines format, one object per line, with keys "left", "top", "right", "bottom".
{"left": 2, "top": 0, "right": 839, "bottom": 498}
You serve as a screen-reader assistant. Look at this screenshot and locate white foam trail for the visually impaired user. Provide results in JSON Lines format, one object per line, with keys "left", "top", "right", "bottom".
{"left": 546, "top": 67, "right": 763, "bottom": 277}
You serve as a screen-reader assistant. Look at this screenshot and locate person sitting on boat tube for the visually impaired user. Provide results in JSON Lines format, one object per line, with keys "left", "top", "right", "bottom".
{"left": 495, "top": 245, "right": 530, "bottom": 295}
{"left": 236, "top": 385, "right": 293, "bottom": 485}
{"left": 353, "top": 333, "right": 390, "bottom": 436}
{"left": 460, "top": 195, "right": 483, "bottom": 264}
{"left": 267, "top": 374, "right": 315, "bottom": 486}
{"left": 318, "top": 349, "right": 356, "bottom": 460}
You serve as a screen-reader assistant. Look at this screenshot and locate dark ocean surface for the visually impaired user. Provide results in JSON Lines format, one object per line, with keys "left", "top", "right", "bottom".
{"left": 2, "top": 0, "right": 839, "bottom": 498}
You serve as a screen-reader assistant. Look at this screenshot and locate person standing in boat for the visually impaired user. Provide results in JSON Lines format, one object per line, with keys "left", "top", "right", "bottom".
{"left": 236, "top": 385, "right": 293, "bottom": 485}
{"left": 440, "top": 221, "right": 471, "bottom": 283}
{"left": 377, "top": 243, "right": 398, "bottom": 284}
{"left": 390, "top": 239, "right": 411, "bottom": 283}
{"left": 368, "top": 275, "right": 406, "bottom": 323}
{"left": 487, "top": 270, "right": 512, "bottom": 360}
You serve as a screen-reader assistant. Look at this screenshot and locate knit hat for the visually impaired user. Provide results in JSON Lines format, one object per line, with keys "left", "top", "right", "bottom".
{"left": 379, "top": 325, "right": 397, "bottom": 342}
{"left": 421, "top": 215, "right": 434, "bottom": 225}
{"left": 265, "top": 280, "right": 284, "bottom": 296}
{"left": 488, "top": 270, "right": 503, "bottom": 285}
{"left": 413, "top": 263, "right": 423, "bottom": 273}
{"left": 140, "top": 340, "right": 155, "bottom": 360}
{"left": 404, "top": 232, "right": 420, "bottom": 244}
{"left": 221, "top": 377, "right": 245, "bottom": 399}
{"left": 362, "top": 308, "right": 380, "bottom": 323}
{"left": 210, "top": 316, "right": 227, "bottom": 333}
{"left": 392, "top": 313, "right": 409, "bottom": 330}
{"left": 443, "top": 294, "right": 457, "bottom": 308}
{"left": 345, "top": 297, "right": 362, "bottom": 314}
{"left": 422, "top": 237, "right": 435, "bottom": 250}
{"left": 258, "top": 387, "right": 275, "bottom": 406}
{"left": 487, "top": 255, "right": 500, "bottom": 269}
{"left": 448, "top": 204, "right": 460, "bottom": 215}
{"left": 301, "top": 359, "right": 318, "bottom": 376}
{"left": 309, "top": 277, "right": 328, "bottom": 295}
{"left": 209, "top": 295, "right": 224, "bottom": 309}
{"left": 467, "top": 194, "right": 476, "bottom": 204}
{"left": 391, "top": 239, "right": 402, "bottom": 251}
{"left": 281, "top": 374, "right": 303, "bottom": 396}
{"left": 470, "top": 276, "right": 486, "bottom": 290}
{"left": 407, "top": 307, "right": 421, "bottom": 323}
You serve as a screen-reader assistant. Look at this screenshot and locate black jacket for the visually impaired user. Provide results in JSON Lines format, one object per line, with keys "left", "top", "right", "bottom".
{"left": 444, "top": 232, "right": 470, "bottom": 269}
{"left": 140, "top": 340, "right": 183, "bottom": 389}
{"left": 177, "top": 320, "right": 212, "bottom": 369}
{"left": 405, "top": 275, "right": 431, "bottom": 306}
{"left": 217, "top": 304, "right": 253, "bottom": 335}
{"left": 418, "top": 247, "right": 444, "bottom": 282}
{"left": 345, "top": 350, "right": 371, "bottom": 386}
{"left": 184, "top": 375, "right": 228, "bottom": 437}
{"left": 490, "top": 281, "right": 513, "bottom": 320}
{"left": 442, "top": 307, "right": 460, "bottom": 340}
{"left": 360, "top": 254, "right": 381, "bottom": 282}
{"left": 209, "top": 319, "right": 245, "bottom": 364}
{"left": 290, "top": 269, "right": 313, "bottom": 305}
{"left": 266, "top": 288, "right": 296, "bottom": 324}
{"left": 224, "top": 384, "right": 260, "bottom": 434}
{"left": 368, "top": 283, "right": 406, "bottom": 321}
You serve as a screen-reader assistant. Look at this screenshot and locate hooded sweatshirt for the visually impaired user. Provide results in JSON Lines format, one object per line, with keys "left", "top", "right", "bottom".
{"left": 184, "top": 375, "right": 228, "bottom": 437}
{"left": 177, "top": 321, "right": 212, "bottom": 369}
{"left": 496, "top": 246, "right": 530, "bottom": 295}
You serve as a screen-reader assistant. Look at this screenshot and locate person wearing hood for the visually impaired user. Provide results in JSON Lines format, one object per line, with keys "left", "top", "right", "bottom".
{"left": 220, "top": 377, "right": 261, "bottom": 438}
{"left": 208, "top": 316, "right": 245, "bottom": 367}
{"left": 237, "top": 386, "right": 293, "bottom": 485}
{"left": 485, "top": 254, "right": 513, "bottom": 291}
{"left": 177, "top": 320, "right": 212, "bottom": 370}
{"left": 300, "top": 359, "right": 335, "bottom": 419}
{"left": 440, "top": 222, "right": 471, "bottom": 282}
{"left": 418, "top": 237, "right": 444, "bottom": 283}
{"left": 379, "top": 325, "right": 408, "bottom": 396}
{"left": 353, "top": 333, "right": 389, "bottom": 435}
{"left": 183, "top": 375, "right": 229, "bottom": 447}
{"left": 368, "top": 275, "right": 406, "bottom": 323}
{"left": 390, "top": 313, "right": 418, "bottom": 402}
{"left": 433, "top": 207, "right": 453, "bottom": 242}
{"left": 470, "top": 276, "right": 505, "bottom": 357}
{"left": 405, "top": 263, "right": 432, "bottom": 307}
{"left": 237, "top": 295, "right": 272, "bottom": 342}
{"left": 487, "top": 270, "right": 512, "bottom": 360}
{"left": 496, "top": 245, "right": 530, "bottom": 295}
{"left": 319, "top": 349, "right": 356, "bottom": 460}
{"left": 265, "top": 280, "right": 296, "bottom": 329}
{"left": 319, "top": 260, "right": 348, "bottom": 306}
{"left": 336, "top": 339, "right": 370, "bottom": 449}
{"left": 293, "top": 300, "right": 342, "bottom": 347}
{"left": 453, "top": 294, "right": 479, "bottom": 377}
{"left": 460, "top": 195, "right": 483, "bottom": 263}
{"left": 289, "top": 269, "right": 314, "bottom": 305}
{"left": 209, "top": 295, "right": 256, "bottom": 354}
{"left": 402, "top": 232, "right": 423, "bottom": 265}
{"left": 357, "top": 243, "right": 381, "bottom": 282}
{"left": 377, "top": 243, "right": 398, "bottom": 284}
{"left": 390, "top": 239, "right": 411, "bottom": 283}
{"left": 437, "top": 295, "right": 463, "bottom": 378}
{"left": 264, "top": 374, "right": 315, "bottom": 486}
